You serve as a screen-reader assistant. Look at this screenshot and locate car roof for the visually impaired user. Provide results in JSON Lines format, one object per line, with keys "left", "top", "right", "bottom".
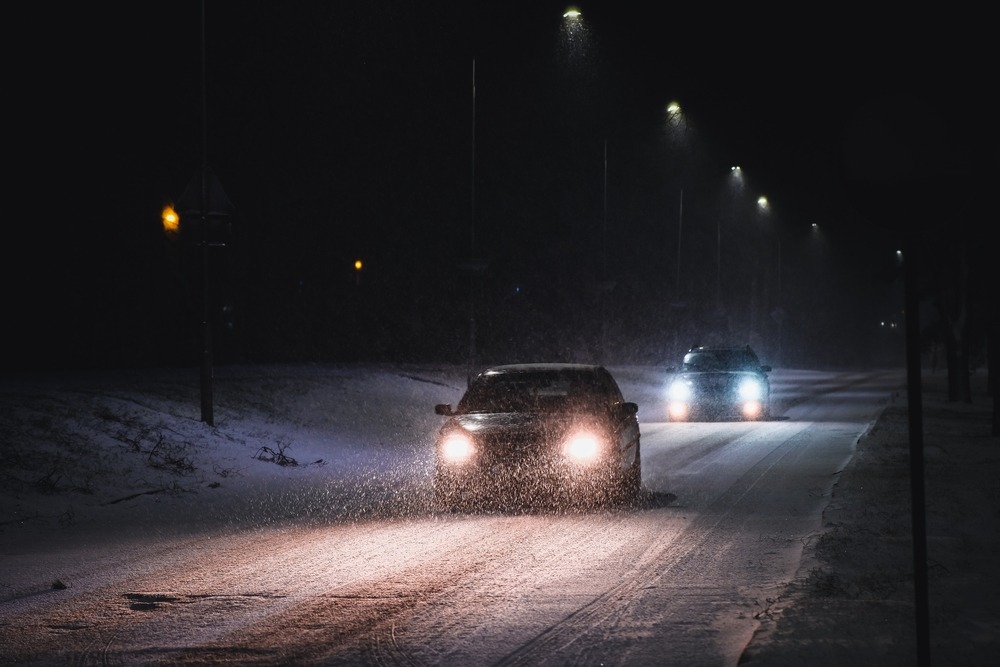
{"left": 680, "top": 346, "right": 765, "bottom": 372}
{"left": 481, "top": 363, "right": 605, "bottom": 373}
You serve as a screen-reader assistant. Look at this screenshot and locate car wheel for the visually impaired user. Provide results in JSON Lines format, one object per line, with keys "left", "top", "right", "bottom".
{"left": 617, "top": 441, "right": 642, "bottom": 505}
{"left": 628, "top": 451, "right": 642, "bottom": 495}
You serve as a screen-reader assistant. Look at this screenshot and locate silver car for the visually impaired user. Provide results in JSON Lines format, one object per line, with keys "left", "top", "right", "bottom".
{"left": 666, "top": 345, "right": 772, "bottom": 421}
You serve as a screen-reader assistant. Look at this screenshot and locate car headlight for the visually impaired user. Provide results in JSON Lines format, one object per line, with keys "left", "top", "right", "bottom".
{"left": 667, "top": 379, "right": 692, "bottom": 402}
{"left": 738, "top": 378, "right": 764, "bottom": 401}
{"left": 439, "top": 432, "right": 476, "bottom": 463}
{"left": 562, "top": 430, "right": 602, "bottom": 463}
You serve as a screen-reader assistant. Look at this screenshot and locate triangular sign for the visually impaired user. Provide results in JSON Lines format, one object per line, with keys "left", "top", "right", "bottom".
{"left": 177, "top": 165, "right": 236, "bottom": 218}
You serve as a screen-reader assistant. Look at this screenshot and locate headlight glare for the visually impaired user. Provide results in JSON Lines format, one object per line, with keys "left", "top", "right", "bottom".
{"left": 440, "top": 432, "right": 475, "bottom": 463}
{"left": 563, "top": 431, "right": 601, "bottom": 463}
{"left": 667, "top": 379, "right": 692, "bottom": 401}
{"left": 738, "top": 378, "right": 763, "bottom": 401}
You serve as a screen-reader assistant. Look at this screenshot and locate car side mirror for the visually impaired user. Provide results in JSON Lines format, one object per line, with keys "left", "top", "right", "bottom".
{"left": 435, "top": 404, "right": 455, "bottom": 416}
{"left": 621, "top": 402, "right": 639, "bottom": 417}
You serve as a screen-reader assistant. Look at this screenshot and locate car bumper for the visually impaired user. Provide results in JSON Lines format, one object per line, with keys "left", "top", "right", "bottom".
{"left": 434, "top": 460, "right": 626, "bottom": 507}
{"left": 668, "top": 398, "right": 767, "bottom": 421}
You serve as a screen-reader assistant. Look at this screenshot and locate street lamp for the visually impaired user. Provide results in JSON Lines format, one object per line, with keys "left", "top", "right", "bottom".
{"left": 463, "top": 59, "right": 488, "bottom": 384}
{"left": 162, "top": 205, "right": 180, "bottom": 239}
{"left": 663, "top": 101, "right": 687, "bottom": 358}
{"left": 665, "top": 101, "right": 685, "bottom": 302}
{"left": 173, "top": 0, "right": 236, "bottom": 426}
{"left": 719, "top": 166, "right": 744, "bottom": 313}
{"left": 754, "top": 195, "right": 784, "bottom": 365}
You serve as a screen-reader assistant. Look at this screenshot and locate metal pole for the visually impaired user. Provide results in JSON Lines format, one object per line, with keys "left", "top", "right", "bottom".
{"left": 603, "top": 140, "right": 608, "bottom": 280}
{"left": 470, "top": 59, "right": 476, "bottom": 258}
{"left": 902, "top": 240, "right": 930, "bottom": 666}
{"left": 600, "top": 139, "right": 608, "bottom": 363}
{"left": 675, "top": 189, "right": 683, "bottom": 296}
{"left": 467, "top": 59, "right": 477, "bottom": 384}
{"left": 776, "top": 237, "right": 783, "bottom": 366}
{"left": 198, "top": 0, "right": 213, "bottom": 426}
{"left": 716, "top": 215, "right": 721, "bottom": 312}
{"left": 673, "top": 189, "right": 683, "bottom": 359}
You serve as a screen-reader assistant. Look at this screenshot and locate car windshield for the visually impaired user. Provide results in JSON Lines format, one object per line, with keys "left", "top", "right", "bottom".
{"left": 683, "top": 349, "right": 759, "bottom": 372}
{"left": 458, "top": 370, "right": 620, "bottom": 414}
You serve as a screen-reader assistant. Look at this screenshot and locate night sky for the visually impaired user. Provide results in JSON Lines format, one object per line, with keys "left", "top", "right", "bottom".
{"left": 8, "top": 2, "right": 995, "bottom": 372}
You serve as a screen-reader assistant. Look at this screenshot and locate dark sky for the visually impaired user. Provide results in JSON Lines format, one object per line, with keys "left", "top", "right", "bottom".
{"left": 8, "top": 1, "right": 995, "bottom": 371}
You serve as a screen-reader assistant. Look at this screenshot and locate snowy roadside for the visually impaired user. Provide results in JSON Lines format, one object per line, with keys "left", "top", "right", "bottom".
{"left": 739, "top": 370, "right": 999, "bottom": 666}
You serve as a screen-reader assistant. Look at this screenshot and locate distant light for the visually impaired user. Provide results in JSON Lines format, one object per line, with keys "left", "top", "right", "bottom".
{"left": 563, "top": 7, "right": 581, "bottom": 18}
{"left": 354, "top": 259, "right": 363, "bottom": 271}
{"left": 757, "top": 196, "right": 769, "bottom": 209}
{"left": 665, "top": 102, "right": 684, "bottom": 132}
{"left": 162, "top": 204, "right": 179, "bottom": 237}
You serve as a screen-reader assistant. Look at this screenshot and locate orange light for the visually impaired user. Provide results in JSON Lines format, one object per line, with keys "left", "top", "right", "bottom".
{"left": 742, "top": 401, "right": 762, "bottom": 419}
{"left": 162, "top": 204, "right": 180, "bottom": 237}
{"left": 354, "top": 259, "right": 363, "bottom": 271}
{"left": 668, "top": 402, "right": 689, "bottom": 421}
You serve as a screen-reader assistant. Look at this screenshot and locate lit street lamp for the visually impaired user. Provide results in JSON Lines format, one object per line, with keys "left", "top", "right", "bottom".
{"left": 719, "top": 166, "right": 744, "bottom": 313}
{"left": 754, "top": 195, "right": 784, "bottom": 365}
{"left": 664, "top": 101, "right": 687, "bottom": 359}
{"left": 664, "top": 101, "right": 685, "bottom": 303}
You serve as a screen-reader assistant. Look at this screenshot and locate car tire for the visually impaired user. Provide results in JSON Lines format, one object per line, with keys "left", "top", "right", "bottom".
{"left": 618, "top": 440, "right": 642, "bottom": 505}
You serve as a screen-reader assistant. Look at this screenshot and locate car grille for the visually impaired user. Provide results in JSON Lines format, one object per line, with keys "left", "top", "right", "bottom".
{"left": 479, "top": 433, "right": 554, "bottom": 467}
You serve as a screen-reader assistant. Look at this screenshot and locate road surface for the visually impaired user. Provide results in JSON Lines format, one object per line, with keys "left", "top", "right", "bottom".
{"left": 0, "top": 368, "right": 905, "bottom": 666}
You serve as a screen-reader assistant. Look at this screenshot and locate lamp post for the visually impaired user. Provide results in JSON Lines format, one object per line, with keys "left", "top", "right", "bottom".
{"left": 462, "top": 59, "right": 488, "bottom": 384}
{"left": 754, "top": 194, "right": 772, "bottom": 360}
{"left": 662, "top": 101, "right": 688, "bottom": 358}
{"left": 664, "top": 102, "right": 685, "bottom": 302}
{"left": 196, "top": 0, "right": 211, "bottom": 426}
{"left": 600, "top": 138, "right": 608, "bottom": 363}
{"left": 174, "top": 0, "right": 235, "bottom": 426}
{"left": 719, "top": 166, "right": 744, "bottom": 313}
{"left": 469, "top": 58, "right": 476, "bottom": 382}
{"left": 776, "top": 230, "right": 784, "bottom": 366}
{"left": 559, "top": 8, "right": 610, "bottom": 362}
{"left": 676, "top": 188, "right": 683, "bottom": 297}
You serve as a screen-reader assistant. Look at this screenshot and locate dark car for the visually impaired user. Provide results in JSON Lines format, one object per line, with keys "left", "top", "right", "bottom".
{"left": 666, "top": 345, "right": 771, "bottom": 421}
{"left": 433, "top": 363, "right": 642, "bottom": 510}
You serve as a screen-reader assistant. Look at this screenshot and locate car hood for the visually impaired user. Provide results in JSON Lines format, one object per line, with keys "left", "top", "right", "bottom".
{"left": 446, "top": 411, "right": 602, "bottom": 438}
{"left": 679, "top": 370, "right": 766, "bottom": 381}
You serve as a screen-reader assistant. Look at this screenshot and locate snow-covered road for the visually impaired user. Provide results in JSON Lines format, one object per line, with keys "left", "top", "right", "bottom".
{"left": 0, "top": 365, "right": 905, "bottom": 665}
